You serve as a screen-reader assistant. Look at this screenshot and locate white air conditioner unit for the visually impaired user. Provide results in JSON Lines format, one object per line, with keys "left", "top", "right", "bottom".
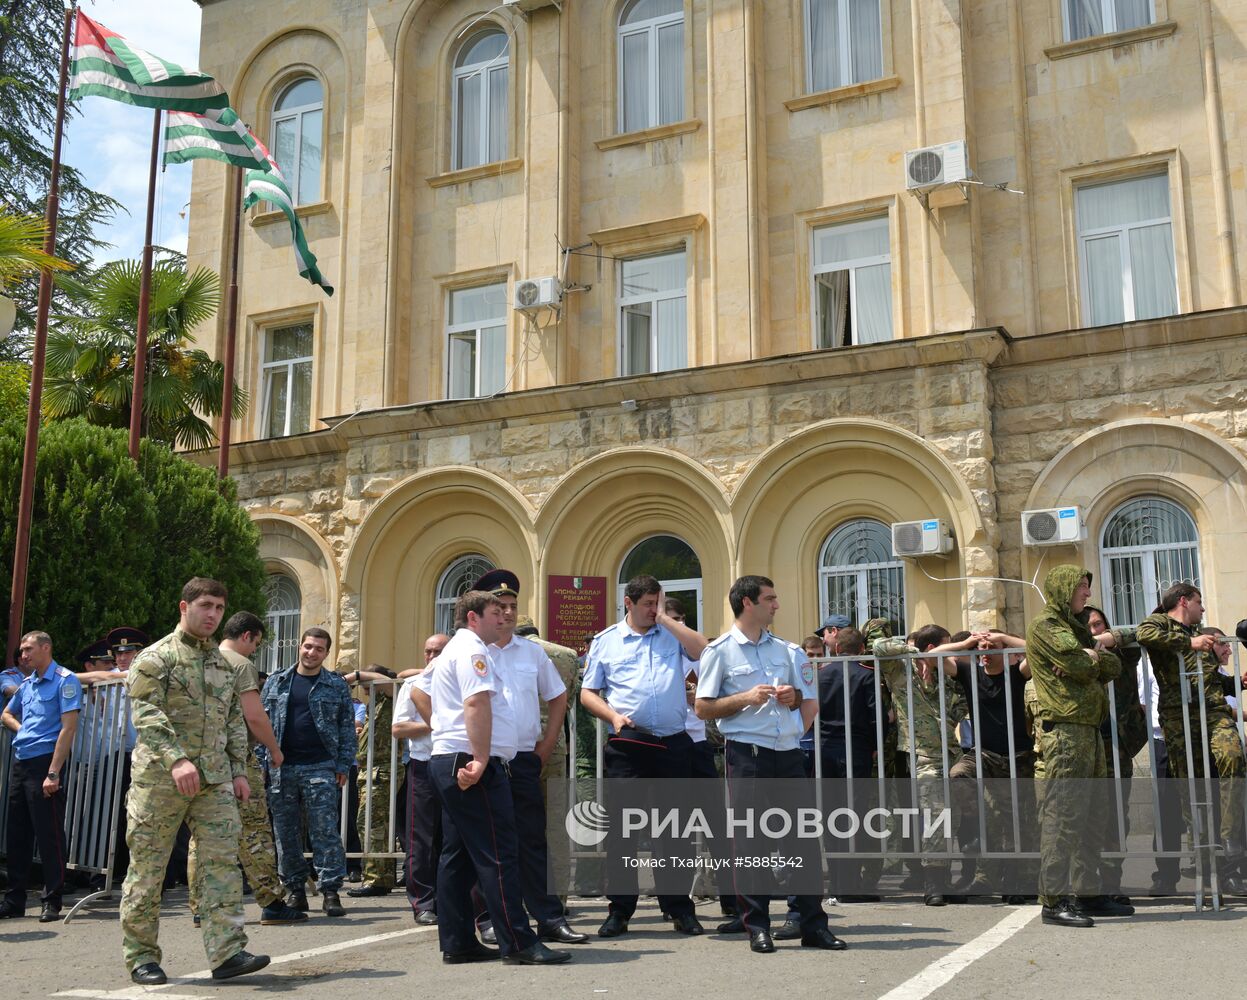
{"left": 904, "top": 141, "right": 970, "bottom": 190}
{"left": 513, "top": 276, "right": 562, "bottom": 312}
{"left": 892, "top": 519, "right": 954, "bottom": 558}
{"left": 1021, "top": 506, "right": 1086, "bottom": 547}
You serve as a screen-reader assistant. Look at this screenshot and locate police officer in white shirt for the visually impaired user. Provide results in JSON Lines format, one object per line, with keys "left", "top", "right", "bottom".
{"left": 417, "top": 591, "right": 571, "bottom": 966}
{"left": 473, "top": 569, "right": 588, "bottom": 945}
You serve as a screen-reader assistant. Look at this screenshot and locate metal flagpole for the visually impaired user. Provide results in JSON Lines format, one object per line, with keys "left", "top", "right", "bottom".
{"left": 6, "top": 5, "right": 76, "bottom": 668}
{"left": 128, "top": 108, "right": 163, "bottom": 461}
{"left": 217, "top": 166, "right": 244, "bottom": 479}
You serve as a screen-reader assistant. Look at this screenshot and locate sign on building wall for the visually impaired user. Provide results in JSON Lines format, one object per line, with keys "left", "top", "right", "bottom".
{"left": 546, "top": 575, "right": 608, "bottom": 650}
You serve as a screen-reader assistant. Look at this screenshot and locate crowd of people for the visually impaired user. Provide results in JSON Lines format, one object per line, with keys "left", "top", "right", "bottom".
{"left": 1, "top": 566, "right": 1246, "bottom": 977}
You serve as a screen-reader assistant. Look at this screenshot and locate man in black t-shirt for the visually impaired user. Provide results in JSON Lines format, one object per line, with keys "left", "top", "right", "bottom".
{"left": 939, "top": 631, "right": 1036, "bottom": 902}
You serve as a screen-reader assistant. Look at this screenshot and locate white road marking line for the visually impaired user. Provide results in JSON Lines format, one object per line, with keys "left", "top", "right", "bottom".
{"left": 53, "top": 924, "right": 438, "bottom": 999}
{"left": 876, "top": 906, "right": 1039, "bottom": 1000}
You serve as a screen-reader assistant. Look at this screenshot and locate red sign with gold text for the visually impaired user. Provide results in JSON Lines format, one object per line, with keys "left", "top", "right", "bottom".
{"left": 546, "top": 575, "right": 608, "bottom": 651}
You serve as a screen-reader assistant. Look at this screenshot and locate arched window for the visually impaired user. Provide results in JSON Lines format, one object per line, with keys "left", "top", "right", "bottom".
{"left": 618, "top": 533, "right": 702, "bottom": 630}
{"left": 818, "top": 518, "right": 905, "bottom": 634}
{"left": 436, "top": 553, "right": 497, "bottom": 635}
{"left": 452, "top": 29, "right": 509, "bottom": 170}
{"left": 1100, "top": 496, "right": 1201, "bottom": 626}
{"left": 261, "top": 574, "right": 302, "bottom": 675}
{"left": 618, "top": 0, "right": 684, "bottom": 133}
{"left": 271, "top": 77, "right": 323, "bottom": 205}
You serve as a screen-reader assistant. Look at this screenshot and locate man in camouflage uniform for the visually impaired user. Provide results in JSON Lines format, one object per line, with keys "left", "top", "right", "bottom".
{"left": 187, "top": 612, "right": 306, "bottom": 926}
{"left": 1027, "top": 565, "right": 1124, "bottom": 928}
{"left": 346, "top": 666, "right": 403, "bottom": 896}
{"left": 1137, "top": 583, "right": 1247, "bottom": 893}
{"left": 120, "top": 578, "right": 269, "bottom": 985}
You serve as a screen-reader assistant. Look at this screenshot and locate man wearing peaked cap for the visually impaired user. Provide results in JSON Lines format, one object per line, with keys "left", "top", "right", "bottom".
{"left": 474, "top": 569, "right": 520, "bottom": 598}
{"left": 77, "top": 639, "right": 117, "bottom": 669}
{"left": 109, "top": 628, "right": 151, "bottom": 673}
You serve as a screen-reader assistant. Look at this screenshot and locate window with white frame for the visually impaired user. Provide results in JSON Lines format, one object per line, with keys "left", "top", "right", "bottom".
{"left": 260, "top": 574, "right": 302, "bottom": 675}
{"left": 452, "top": 29, "right": 509, "bottom": 170}
{"left": 819, "top": 518, "right": 906, "bottom": 635}
{"left": 436, "top": 554, "right": 496, "bottom": 635}
{"left": 619, "top": 249, "right": 687, "bottom": 375}
{"left": 813, "top": 215, "right": 892, "bottom": 348}
{"left": 271, "top": 77, "right": 323, "bottom": 206}
{"left": 805, "top": 0, "right": 884, "bottom": 93}
{"left": 618, "top": 0, "right": 684, "bottom": 133}
{"left": 1064, "top": 0, "right": 1153, "bottom": 41}
{"left": 1099, "top": 496, "right": 1201, "bottom": 627}
{"left": 447, "top": 283, "right": 507, "bottom": 398}
{"left": 261, "top": 322, "right": 313, "bottom": 438}
{"left": 1076, "top": 173, "right": 1177, "bottom": 326}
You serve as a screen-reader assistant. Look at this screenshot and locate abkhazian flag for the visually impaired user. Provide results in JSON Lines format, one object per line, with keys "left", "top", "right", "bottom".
{"left": 162, "top": 107, "right": 273, "bottom": 170}
{"left": 69, "top": 11, "right": 229, "bottom": 113}
{"left": 243, "top": 144, "right": 334, "bottom": 296}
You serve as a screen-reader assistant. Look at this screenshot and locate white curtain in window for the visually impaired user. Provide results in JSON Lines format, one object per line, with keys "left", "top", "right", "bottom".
{"left": 816, "top": 271, "right": 849, "bottom": 348}
{"left": 807, "top": 0, "right": 841, "bottom": 92}
{"left": 264, "top": 370, "right": 288, "bottom": 438}
{"left": 1066, "top": 0, "right": 1104, "bottom": 40}
{"left": 849, "top": 0, "right": 883, "bottom": 83}
{"left": 854, "top": 262, "right": 892, "bottom": 344}
{"left": 457, "top": 73, "right": 482, "bottom": 168}
{"left": 448, "top": 334, "right": 475, "bottom": 398}
{"left": 622, "top": 31, "right": 649, "bottom": 132}
{"left": 814, "top": 217, "right": 889, "bottom": 268}
{"left": 656, "top": 297, "right": 687, "bottom": 370}
{"left": 488, "top": 66, "right": 508, "bottom": 162}
{"left": 290, "top": 361, "right": 312, "bottom": 434}
{"left": 298, "top": 109, "right": 322, "bottom": 205}
{"left": 657, "top": 22, "right": 684, "bottom": 125}
{"left": 478, "top": 324, "right": 506, "bottom": 395}
{"left": 1129, "top": 223, "right": 1177, "bottom": 320}
{"left": 273, "top": 118, "right": 297, "bottom": 184}
{"left": 1077, "top": 173, "right": 1169, "bottom": 230}
{"left": 623, "top": 306, "right": 651, "bottom": 374}
{"left": 1083, "top": 234, "right": 1126, "bottom": 326}
{"left": 1114, "top": 0, "right": 1151, "bottom": 30}
{"left": 450, "top": 284, "right": 506, "bottom": 325}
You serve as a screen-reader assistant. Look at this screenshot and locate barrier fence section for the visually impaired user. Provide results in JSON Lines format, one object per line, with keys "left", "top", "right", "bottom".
{"left": 563, "top": 638, "right": 1247, "bottom": 914}
{"left": 338, "top": 679, "right": 404, "bottom": 869}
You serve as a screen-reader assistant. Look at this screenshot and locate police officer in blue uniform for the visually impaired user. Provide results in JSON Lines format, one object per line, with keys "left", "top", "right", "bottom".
{"left": 696, "top": 576, "right": 846, "bottom": 954}
{"left": 0, "top": 631, "right": 83, "bottom": 921}
{"left": 580, "top": 573, "right": 709, "bottom": 938}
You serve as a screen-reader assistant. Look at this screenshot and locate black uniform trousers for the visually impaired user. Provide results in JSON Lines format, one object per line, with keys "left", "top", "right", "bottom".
{"left": 603, "top": 729, "right": 696, "bottom": 920}
{"left": 508, "top": 750, "right": 563, "bottom": 926}
{"left": 403, "top": 757, "right": 441, "bottom": 914}
{"left": 725, "top": 741, "right": 827, "bottom": 936}
{"left": 4, "top": 753, "right": 69, "bottom": 909}
{"left": 430, "top": 753, "right": 537, "bottom": 957}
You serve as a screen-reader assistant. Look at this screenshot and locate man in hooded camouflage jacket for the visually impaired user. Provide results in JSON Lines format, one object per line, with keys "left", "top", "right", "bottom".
{"left": 1026, "top": 565, "right": 1122, "bottom": 928}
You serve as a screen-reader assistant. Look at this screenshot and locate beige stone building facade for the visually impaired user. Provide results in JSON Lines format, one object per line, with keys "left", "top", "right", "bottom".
{"left": 187, "top": 0, "right": 1247, "bottom": 669}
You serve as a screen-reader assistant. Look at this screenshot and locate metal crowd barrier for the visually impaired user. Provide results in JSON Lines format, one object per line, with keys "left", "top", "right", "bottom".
{"left": 337, "top": 679, "right": 404, "bottom": 868}
{"left": 564, "top": 638, "right": 1247, "bottom": 914}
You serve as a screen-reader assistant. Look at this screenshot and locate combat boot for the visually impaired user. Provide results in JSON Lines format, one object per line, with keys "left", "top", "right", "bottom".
{"left": 321, "top": 890, "right": 346, "bottom": 917}
{"left": 287, "top": 888, "right": 309, "bottom": 912}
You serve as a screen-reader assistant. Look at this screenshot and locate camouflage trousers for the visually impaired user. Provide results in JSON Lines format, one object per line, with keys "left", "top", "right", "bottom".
{"left": 269, "top": 763, "right": 347, "bottom": 892}
{"left": 1162, "top": 707, "right": 1246, "bottom": 847}
{"left": 357, "top": 765, "right": 404, "bottom": 888}
{"left": 120, "top": 777, "right": 246, "bottom": 971}
{"left": 188, "top": 749, "right": 284, "bottom": 913}
{"left": 915, "top": 756, "right": 957, "bottom": 874}
{"left": 949, "top": 748, "right": 1038, "bottom": 886}
{"left": 1037, "top": 721, "right": 1106, "bottom": 907}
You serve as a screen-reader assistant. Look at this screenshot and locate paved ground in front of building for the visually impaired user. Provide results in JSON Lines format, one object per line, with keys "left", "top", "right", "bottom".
{"left": 4, "top": 888, "right": 1244, "bottom": 1000}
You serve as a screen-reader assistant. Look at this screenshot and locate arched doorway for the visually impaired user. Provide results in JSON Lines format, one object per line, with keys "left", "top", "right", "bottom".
{"left": 617, "top": 534, "right": 703, "bottom": 630}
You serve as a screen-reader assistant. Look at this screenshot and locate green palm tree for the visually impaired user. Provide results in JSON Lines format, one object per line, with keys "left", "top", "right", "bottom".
{"left": 0, "top": 211, "right": 73, "bottom": 290}
{"left": 43, "top": 258, "right": 247, "bottom": 450}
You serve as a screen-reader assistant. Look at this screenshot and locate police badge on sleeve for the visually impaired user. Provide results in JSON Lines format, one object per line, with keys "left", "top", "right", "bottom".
{"left": 473, "top": 658, "right": 488, "bottom": 677}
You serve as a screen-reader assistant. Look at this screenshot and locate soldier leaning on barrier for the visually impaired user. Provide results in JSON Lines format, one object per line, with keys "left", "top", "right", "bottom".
{"left": 119, "top": 577, "right": 269, "bottom": 985}
{"left": 1027, "top": 565, "right": 1125, "bottom": 929}
{"left": 1137, "top": 583, "right": 1247, "bottom": 895}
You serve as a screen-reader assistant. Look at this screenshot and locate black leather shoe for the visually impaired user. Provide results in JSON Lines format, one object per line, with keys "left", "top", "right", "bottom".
{"left": 598, "top": 912, "right": 629, "bottom": 937}
{"left": 772, "top": 920, "right": 801, "bottom": 940}
{"left": 260, "top": 901, "right": 308, "bottom": 925}
{"left": 130, "top": 963, "right": 167, "bottom": 985}
{"left": 1219, "top": 874, "right": 1247, "bottom": 896}
{"left": 480, "top": 925, "right": 497, "bottom": 945}
{"left": 801, "top": 927, "right": 848, "bottom": 950}
{"left": 1081, "top": 895, "right": 1134, "bottom": 916}
{"left": 347, "top": 884, "right": 392, "bottom": 897}
{"left": 924, "top": 892, "right": 947, "bottom": 906}
{"left": 321, "top": 890, "right": 346, "bottom": 917}
{"left": 287, "top": 888, "right": 309, "bottom": 912}
{"left": 1041, "top": 903, "right": 1094, "bottom": 928}
{"left": 39, "top": 902, "right": 61, "bottom": 923}
{"left": 0, "top": 901, "right": 26, "bottom": 919}
{"left": 211, "top": 950, "right": 271, "bottom": 980}
{"left": 503, "top": 942, "right": 572, "bottom": 965}
{"left": 716, "top": 916, "right": 745, "bottom": 934}
{"left": 539, "top": 920, "right": 589, "bottom": 944}
{"left": 749, "top": 929, "right": 775, "bottom": 953}
{"left": 672, "top": 913, "right": 704, "bottom": 935}
{"left": 442, "top": 943, "right": 500, "bottom": 964}
{"left": 1002, "top": 895, "right": 1029, "bottom": 905}
{"left": 415, "top": 909, "right": 438, "bottom": 925}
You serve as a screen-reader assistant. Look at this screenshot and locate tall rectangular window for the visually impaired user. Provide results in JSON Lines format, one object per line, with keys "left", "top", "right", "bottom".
{"left": 619, "top": 250, "right": 687, "bottom": 375}
{"left": 261, "top": 323, "right": 313, "bottom": 438}
{"left": 447, "top": 283, "right": 507, "bottom": 398}
{"left": 812, "top": 216, "right": 892, "bottom": 348}
{"left": 1064, "top": 0, "right": 1152, "bottom": 42}
{"left": 1076, "top": 173, "right": 1177, "bottom": 326}
{"left": 805, "top": 0, "right": 883, "bottom": 94}
{"left": 618, "top": 0, "right": 684, "bottom": 133}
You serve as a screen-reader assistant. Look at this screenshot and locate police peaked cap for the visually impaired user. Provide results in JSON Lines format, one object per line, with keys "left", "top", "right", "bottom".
{"left": 473, "top": 569, "right": 520, "bottom": 597}
{"left": 107, "top": 626, "right": 150, "bottom": 652}
{"left": 76, "top": 639, "right": 115, "bottom": 665}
